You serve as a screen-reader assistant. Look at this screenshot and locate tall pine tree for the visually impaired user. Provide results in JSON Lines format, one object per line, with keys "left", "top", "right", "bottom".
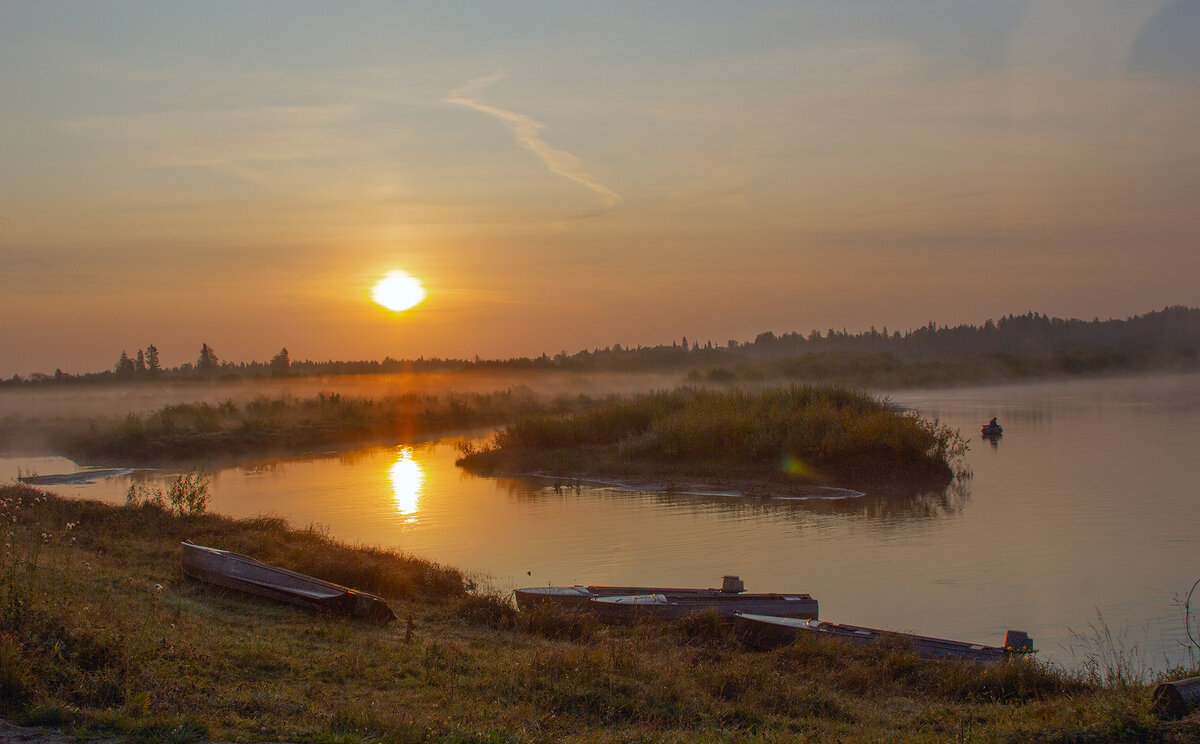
{"left": 145, "top": 344, "right": 161, "bottom": 375}
{"left": 196, "top": 343, "right": 219, "bottom": 376}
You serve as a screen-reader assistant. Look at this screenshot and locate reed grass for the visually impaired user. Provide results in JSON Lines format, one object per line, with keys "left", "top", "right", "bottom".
{"left": 59, "top": 389, "right": 551, "bottom": 465}
{"left": 459, "top": 385, "right": 964, "bottom": 488}
{"left": 2, "top": 484, "right": 1194, "bottom": 743}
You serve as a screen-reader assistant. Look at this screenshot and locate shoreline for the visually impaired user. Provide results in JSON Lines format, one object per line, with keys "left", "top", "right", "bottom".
{"left": 512, "top": 471, "right": 868, "bottom": 500}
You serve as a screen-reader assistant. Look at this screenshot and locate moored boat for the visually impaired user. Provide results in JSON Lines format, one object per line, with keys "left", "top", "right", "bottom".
{"left": 733, "top": 613, "right": 1032, "bottom": 664}
{"left": 515, "top": 575, "right": 749, "bottom": 613}
{"left": 180, "top": 542, "right": 396, "bottom": 624}
{"left": 591, "top": 592, "right": 819, "bottom": 623}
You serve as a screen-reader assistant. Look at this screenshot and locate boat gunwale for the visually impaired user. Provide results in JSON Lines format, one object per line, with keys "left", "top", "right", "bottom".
{"left": 733, "top": 612, "right": 1027, "bottom": 662}
{"left": 180, "top": 541, "right": 395, "bottom": 624}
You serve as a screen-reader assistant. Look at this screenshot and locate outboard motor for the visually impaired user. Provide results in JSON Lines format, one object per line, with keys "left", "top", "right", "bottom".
{"left": 721, "top": 575, "right": 745, "bottom": 593}
{"left": 1003, "top": 630, "right": 1034, "bottom": 652}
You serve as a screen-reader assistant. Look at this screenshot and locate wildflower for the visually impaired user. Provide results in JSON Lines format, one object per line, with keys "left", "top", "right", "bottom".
{"left": 154, "top": 584, "right": 164, "bottom": 592}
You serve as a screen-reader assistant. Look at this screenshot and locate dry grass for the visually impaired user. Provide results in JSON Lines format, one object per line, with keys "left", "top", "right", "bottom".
{"left": 459, "top": 385, "right": 964, "bottom": 489}
{"left": 1, "top": 484, "right": 1197, "bottom": 743}
{"left": 57, "top": 390, "right": 551, "bottom": 465}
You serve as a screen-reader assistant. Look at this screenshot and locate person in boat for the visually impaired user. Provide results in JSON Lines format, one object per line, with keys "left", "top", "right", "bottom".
{"left": 988, "top": 417, "right": 998, "bottom": 428}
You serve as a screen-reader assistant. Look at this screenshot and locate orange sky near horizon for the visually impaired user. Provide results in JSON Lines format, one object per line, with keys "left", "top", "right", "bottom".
{"left": 2, "top": 2, "right": 1199, "bottom": 376}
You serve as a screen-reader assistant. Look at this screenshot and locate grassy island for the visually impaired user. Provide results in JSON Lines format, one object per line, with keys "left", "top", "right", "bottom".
{"left": 457, "top": 386, "right": 965, "bottom": 492}
{"left": 1, "top": 484, "right": 1196, "bottom": 743}
{"left": 50, "top": 390, "right": 550, "bottom": 465}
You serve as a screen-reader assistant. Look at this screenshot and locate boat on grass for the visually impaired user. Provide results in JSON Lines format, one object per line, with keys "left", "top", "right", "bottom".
{"left": 733, "top": 613, "right": 1032, "bottom": 664}
{"left": 515, "top": 575, "right": 817, "bottom": 622}
{"left": 181, "top": 542, "right": 395, "bottom": 625}
{"left": 515, "top": 575, "right": 751, "bottom": 612}
{"left": 591, "top": 592, "right": 818, "bottom": 623}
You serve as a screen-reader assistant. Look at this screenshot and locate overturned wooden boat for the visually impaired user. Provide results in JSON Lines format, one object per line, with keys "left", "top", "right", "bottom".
{"left": 734, "top": 613, "right": 1032, "bottom": 664}
{"left": 514, "top": 574, "right": 752, "bottom": 613}
{"left": 591, "top": 592, "right": 818, "bottom": 623}
{"left": 181, "top": 542, "right": 396, "bottom": 625}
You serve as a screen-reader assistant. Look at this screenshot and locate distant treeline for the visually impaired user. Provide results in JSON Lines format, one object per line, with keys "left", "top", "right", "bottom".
{"left": 6, "top": 306, "right": 1199, "bottom": 387}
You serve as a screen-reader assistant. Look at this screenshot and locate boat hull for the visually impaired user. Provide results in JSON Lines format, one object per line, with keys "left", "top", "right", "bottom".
{"left": 514, "top": 585, "right": 742, "bottom": 613}
{"left": 590, "top": 593, "right": 819, "bottom": 623}
{"left": 181, "top": 542, "right": 395, "bottom": 624}
{"left": 734, "top": 613, "right": 1030, "bottom": 664}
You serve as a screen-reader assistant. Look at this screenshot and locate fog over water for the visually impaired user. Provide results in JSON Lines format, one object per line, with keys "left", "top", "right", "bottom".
{"left": 0, "top": 370, "right": 685, "bottom": 420}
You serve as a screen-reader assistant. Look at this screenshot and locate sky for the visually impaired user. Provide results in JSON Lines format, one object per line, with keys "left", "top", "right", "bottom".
{"left": 2, "top": 1, "right": 1199, "bottom": 376}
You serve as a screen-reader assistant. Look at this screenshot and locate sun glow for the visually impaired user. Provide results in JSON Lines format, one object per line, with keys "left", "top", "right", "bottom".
{"left": 389, "top": 447, "right": 425, "bottom": 519}
{"left": 370, "top": 270, "right": 427, "bottom": 312}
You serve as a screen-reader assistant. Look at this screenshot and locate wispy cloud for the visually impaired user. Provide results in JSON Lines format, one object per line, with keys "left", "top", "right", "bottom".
{"left": 444, "top": 74, "right": 622, "bottom": 207}
{"left": 63, "top": 104, "right": 364, "bottom": 166}
{"left": 60, "top": 104, "right": 410, "bottom": 199}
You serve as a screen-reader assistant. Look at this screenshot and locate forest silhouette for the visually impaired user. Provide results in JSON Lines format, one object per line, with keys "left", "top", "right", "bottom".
{"left": 6, "top": 306, "right": 1197, "bottom": 387}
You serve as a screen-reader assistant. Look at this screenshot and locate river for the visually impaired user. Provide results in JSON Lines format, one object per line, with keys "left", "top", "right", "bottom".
{"left": 4, "top": 373, "right": 1198, "bottom": 669}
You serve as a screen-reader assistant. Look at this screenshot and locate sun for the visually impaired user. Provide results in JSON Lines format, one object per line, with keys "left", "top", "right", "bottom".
{"left": 370, "top": 270, "right": 427, "bottom": 312}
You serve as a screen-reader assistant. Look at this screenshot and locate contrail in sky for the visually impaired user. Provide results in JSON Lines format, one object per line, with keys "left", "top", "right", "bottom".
{"left": 444, "top": 74, "right": 622, "bottom": 207}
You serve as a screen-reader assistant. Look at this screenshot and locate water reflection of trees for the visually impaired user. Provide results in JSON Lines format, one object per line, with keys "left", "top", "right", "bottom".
{"left": 490, "top": 474, "right": 970, "bottom": 524}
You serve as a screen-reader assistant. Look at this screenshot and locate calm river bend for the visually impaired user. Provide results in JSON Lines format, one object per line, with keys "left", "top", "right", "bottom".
{"left": 5, "top": 373, "right": 1199, "bottom": 669}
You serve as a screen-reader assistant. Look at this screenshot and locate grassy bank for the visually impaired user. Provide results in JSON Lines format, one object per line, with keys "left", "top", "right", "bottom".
{"left": 458, "top": 386, "right": 965, "bottom": 490}
{"left": 2, "top": 484, "right": 1197, "bottom": 743}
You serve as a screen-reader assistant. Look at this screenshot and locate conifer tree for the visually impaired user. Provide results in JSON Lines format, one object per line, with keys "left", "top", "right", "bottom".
{"left": 196, "top": 343, "right": 219, "bottom": 376}
{"left": 269, "top": 347, "right": 290, "bottom": 376}
{"left": 145, "top": 344, "right": 161, "bottom": 375}
{"left": 115, "top": 351, "right": 135, "bottom": 377}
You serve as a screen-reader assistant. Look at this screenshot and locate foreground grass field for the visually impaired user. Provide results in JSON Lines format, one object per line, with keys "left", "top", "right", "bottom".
{"left": 2, "top": 484, "right": 1198, "bottom": 744}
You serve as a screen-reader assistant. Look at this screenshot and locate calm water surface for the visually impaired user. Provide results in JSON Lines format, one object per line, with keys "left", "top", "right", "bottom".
{"left": 5, "top": 374, "right": 1199, "bottom": 668}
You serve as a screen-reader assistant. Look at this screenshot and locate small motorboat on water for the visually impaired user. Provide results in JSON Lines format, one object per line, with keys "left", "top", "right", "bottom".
{"left": 515, "top": 575, "right": 818, "bottom": 622}
{"left": 181, "top": 542, "right": 396, "bottom": 624}
{"left": 733, "top": 613, "right": 1032, "bottom": 664}
{"left": 981, "top": 420, "right": 1003, "bottom": 437}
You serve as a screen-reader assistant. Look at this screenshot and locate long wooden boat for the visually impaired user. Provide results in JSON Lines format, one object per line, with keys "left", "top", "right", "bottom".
{"left": 181, "top": 542, "right": 396, "bottom": 625}
{"left": 733, "top": 613, "right": 1032, "bottom": 664}
{"left": 591, "top": 593, "right": 819, "bottom": 623}
{"left": 514, "top": 575, "right": 751, "bottom": 613}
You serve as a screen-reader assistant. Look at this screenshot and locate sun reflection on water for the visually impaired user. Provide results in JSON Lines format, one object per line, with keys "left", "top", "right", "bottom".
{"left": 389, "top": 447, "right": 425, "bottom": 521}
